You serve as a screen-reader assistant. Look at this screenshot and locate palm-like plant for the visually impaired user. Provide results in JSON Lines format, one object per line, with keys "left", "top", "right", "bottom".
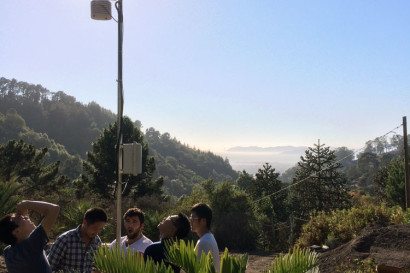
{"left": 93, "top": 245, "right": 174, "bottom": 273}
{"left": 93, "top": 240, "right": 248, "bottom": 273}
{"left": 0, "top": 178, "right": 21, "bottom": 215}
{"left": 166, "top": 240, "right": 216, "bottom": 273}
{"left": 262, "top": 246, "right": 319, "bottom": 273}
{"left": 220, "top": 248, "right": 248, "bottom": 273}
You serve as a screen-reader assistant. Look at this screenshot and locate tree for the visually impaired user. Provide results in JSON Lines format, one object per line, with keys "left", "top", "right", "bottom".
{"left": 334, "top": 147, "right": 355, "bottom": 169}
{"left": 201, "top": 180, "right": 258, "bottom": 251}
{"left": 236, "top": 170, "right": 253, "bottom": 191}
{"left": 248, "top": 163, "right": 289, "bottom": 251}
{"left": 80, "top": 117, "right": 163, "bottom": 198}
{"left": 290, "top": 141, "right": 351, "bottom": 219}
{"left": 374, "top": 158, "right": 406, "bottom": 209}
{"left": 251, "top": 163, "right": 287, "bottom": 221}
{"left": 0, "top": 140, "right": 69, "bottom": 195}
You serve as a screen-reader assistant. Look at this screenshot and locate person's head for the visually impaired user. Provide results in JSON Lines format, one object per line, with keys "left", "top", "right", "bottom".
{"left": 190, "top": 203, "right": 212, "bottom": 231}
{"left": 123, "top": 208, "right": 145, "bottom": 240}
{"left": 0, "top": 213, "right": 35, "bottom": 245}
{"left": 81, "top": 207, "right": 107, "bottom": 240}
{"left": 157, "top": 213, "right": 190, "bottom": 240}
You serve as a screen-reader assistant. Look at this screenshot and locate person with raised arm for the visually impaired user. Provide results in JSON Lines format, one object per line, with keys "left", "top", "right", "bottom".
{"left": 0, "top": 200, "right": 60, "bottom": 273}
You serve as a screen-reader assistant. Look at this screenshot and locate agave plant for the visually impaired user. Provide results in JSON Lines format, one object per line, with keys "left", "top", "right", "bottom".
{"left": 93, "top": 245, "right": 174, "bottom": 273}
{"left": 220, "top": 248, "right": 248, "bottom": 273}
{"left": 166, "top": 240, "right": 248, "bottom": 273}
{"left": 93, "top": 240, "right": 248, "bottom": 273}
{"left": 262, "top": 246, "right": 319, "bottom": 273}
{"left": 166, "top": 239, "right": 216, "bottom": 273}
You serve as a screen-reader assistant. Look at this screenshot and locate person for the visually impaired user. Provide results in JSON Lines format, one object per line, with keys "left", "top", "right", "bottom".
{"left": 0, "top": 200, "right": 60, "bottom": 273}
{"left": 110, "top": 208, "right": 152, "bottom": 256}
{"left": 190, "top": 203, "right": 220, "bottom": 273}
{"left": 144, "top": 213, "right": 190, "bottom": 273}
{"left": 48, "top": 207, "right": 107, "bottom": 273}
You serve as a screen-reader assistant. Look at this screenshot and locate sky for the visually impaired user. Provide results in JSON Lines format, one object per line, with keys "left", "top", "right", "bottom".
{"left": 1, "top": 0, "right": 409, "bottom": 156}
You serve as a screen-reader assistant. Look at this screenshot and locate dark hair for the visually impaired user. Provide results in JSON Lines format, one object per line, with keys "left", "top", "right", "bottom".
{"left": 173, "top": 213, "right": 190, "bottom": 239}
{"left": 0, "top": 214, "right": 18, "bottom": 245}
{"left": 123, "top": 208, "right": 145, "bottom": 224}
{"left": 191, "top": 203, "right": 212, "bottom": 230}
{"left": 84, "top": 207, "right": 107, "bottom": 225}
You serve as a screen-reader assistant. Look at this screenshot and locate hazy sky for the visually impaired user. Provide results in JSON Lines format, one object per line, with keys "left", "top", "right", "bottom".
{"left": 1, "top": 1, "right": 409, "bottom": 154}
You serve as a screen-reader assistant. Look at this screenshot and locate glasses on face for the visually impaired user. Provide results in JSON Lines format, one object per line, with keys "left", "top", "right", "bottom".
{"left": 189, "top": 216, "right": 200, "bottom": 221}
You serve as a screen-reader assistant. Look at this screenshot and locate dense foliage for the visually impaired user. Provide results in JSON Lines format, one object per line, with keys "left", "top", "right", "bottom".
{"left": 0, "top": 77, "right": 116, "bottom": 157}
{"left": 296, "top": 202, "right": 410, "bottom": 248}
{"left": 145, "top": 127, "right": 238, "bottom": 196}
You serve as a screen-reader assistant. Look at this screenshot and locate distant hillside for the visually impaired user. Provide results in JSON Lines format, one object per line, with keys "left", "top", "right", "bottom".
{"left": 0, "top": 77, "right": 238, "bottom": 196}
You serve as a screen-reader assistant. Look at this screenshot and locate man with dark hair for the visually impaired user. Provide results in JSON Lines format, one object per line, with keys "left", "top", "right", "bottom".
{"left": 48, "top": 207, "right": 107, "bottom": 273}
{"left": 144, "top": 213, "right": 190, "bottom": 273}
{"left": 110, "top": 208, "right": 152, "bottom": 255}
{"left": 190, "top": 203, "right": 220, "bottom": 272}
{"left": 0, "top": 200, "right": 60, "bottom": 273}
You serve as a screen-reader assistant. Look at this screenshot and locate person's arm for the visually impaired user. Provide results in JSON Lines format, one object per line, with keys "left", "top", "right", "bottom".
{"left": 16, "top": 200, "right": 60, "bottom": 235}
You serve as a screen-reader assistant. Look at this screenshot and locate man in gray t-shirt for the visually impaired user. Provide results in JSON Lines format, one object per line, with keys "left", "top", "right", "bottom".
{"left": 0, "top": 200, "right": 60, "bottom": 273}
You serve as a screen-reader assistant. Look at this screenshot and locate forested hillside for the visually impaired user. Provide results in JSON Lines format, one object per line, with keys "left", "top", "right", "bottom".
{"left": 1, "top": 77, "right": 410, "bottom": 267}
{"left": 0, "top": 77, "right": 238, "bottom": 195}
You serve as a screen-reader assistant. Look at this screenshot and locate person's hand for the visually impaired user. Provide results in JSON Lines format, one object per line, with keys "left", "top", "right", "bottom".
{"left": 16, "top": 200, "right": 30, "bottom": 216}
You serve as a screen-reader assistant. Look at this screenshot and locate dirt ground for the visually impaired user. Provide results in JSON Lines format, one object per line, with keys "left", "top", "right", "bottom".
{"left": 1, "top": 223, "right": 409, "bottom": 272}
{"left": 318, "top": 223, "right": 410, "bottom": 272}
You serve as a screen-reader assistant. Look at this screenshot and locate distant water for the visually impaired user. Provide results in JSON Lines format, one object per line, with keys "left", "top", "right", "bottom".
{"left": 217, "top": 146, "right": 307, "bottom": 174}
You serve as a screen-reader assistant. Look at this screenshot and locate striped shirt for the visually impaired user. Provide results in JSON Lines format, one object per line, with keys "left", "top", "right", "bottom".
{"left": 48, "top": 225, "right": 101, "bottom": 273}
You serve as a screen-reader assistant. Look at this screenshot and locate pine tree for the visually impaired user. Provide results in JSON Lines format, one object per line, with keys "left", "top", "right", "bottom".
{"left": 290, "top": 140, "right": 351, "bottom": 219}
{"left": 80, "top": 117, "right": 163, "bottom": 198}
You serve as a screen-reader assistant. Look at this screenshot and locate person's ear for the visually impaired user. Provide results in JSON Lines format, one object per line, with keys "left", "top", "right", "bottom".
{"left": 11, "top": 227, "right": 20, "bottom": 241}
{"left": 140, "top": 223, "right": 144, "bottom": 230}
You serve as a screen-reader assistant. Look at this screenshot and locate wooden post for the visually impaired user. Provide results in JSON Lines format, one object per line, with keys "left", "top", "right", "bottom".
{"left": 403, "top": 117, "right": 410, "bottom": 209}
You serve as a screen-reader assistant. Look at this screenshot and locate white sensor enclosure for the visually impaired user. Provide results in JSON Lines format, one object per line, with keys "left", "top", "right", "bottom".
{"left": 91, "top": 0, "right": 112, "bottom": 20}
{"left": 122, "top": 142, "right": 143, "bottom": 176}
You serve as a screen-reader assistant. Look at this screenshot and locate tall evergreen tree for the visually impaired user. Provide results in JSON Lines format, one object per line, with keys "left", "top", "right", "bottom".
{"left": 80, "top": 117, "right": 163, "bottom": 198}
{"left": 0, "top": 140, "right": 69, "bottom": 194}
{"left": 251, "top": 163, "right": 287, "bottom": 221}
{"left": 290, "top": 141, "right": 351, "bottom": 219}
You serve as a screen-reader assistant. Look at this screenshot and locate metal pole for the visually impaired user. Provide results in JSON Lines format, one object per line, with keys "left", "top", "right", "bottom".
{"left": 403, "top": 116, "right": 410, "bottom": 209}
{"left": 116, "top": 0, "right": 124, "bottom": 246}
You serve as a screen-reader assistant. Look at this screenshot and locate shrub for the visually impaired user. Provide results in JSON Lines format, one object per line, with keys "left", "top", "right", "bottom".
{"left": 297, "top": 204, "right": 408, "bottom": 248}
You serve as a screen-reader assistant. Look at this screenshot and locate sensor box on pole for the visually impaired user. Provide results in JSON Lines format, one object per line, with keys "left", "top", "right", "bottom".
{"left": 122, "top": 142, "right": 142, "bottom": 175}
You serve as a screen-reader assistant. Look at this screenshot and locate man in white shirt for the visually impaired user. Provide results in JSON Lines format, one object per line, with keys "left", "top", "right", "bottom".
{"left": 190, "top": 203, "right": 220, "bottom": 273}
{"left": 110, "top": 208, "right": 152, "bottom": 256}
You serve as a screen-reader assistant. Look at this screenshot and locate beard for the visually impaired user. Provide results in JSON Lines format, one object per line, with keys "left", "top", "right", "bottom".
{"left": 127, "top": 228, "right": 141, "bottom": 240}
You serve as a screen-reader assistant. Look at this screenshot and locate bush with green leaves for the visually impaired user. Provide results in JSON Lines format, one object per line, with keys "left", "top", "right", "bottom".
{"left": 262, "top": 246, "right": 319, "bottom": 273}
{"left": 297, "top": 204, "right": 410, "bottom": 248}
{"left": 336, "top": 258, "right": 377, "bottom": 273}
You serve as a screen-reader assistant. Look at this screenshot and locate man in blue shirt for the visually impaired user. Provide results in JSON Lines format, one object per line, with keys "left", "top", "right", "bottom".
{"left": 0, "top": 200, "right": 60, "bottom": 273}
{"left": 48, "top": 207, "right": 107, "bottom": 273}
